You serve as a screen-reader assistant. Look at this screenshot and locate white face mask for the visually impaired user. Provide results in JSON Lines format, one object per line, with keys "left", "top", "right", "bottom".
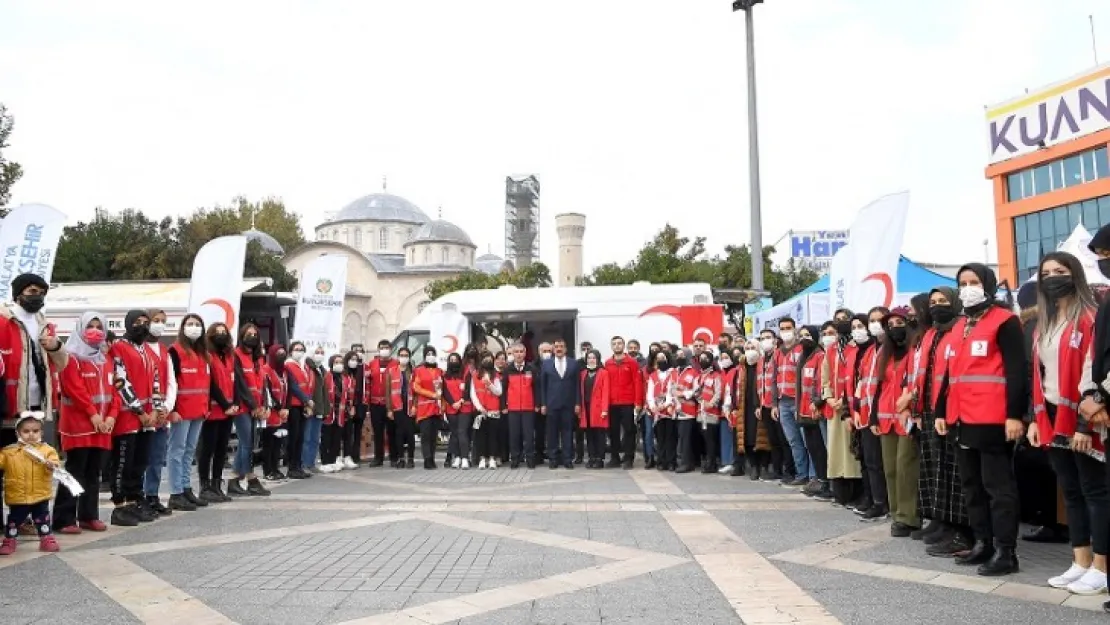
{"left": 868, "top": 322, "right": 884, "bottom": 338}
{"left": 183, "top": 325, "right": 203, "bottom": 340}
{"left": 851, "top": 328, "right": 870, "bottom": 344}
{"left": 149, "top": 322, "right": 166, "bottom": 337}
{"left": 587, "top": 362, "right": 597, "bottom": 370}
{"left": 379, "top": 348, "right": 391, "bottom": 359}
{"left": 759, "top": 338, "right": 774, "bottom": 353}
{"left": 541, "top": 352, "right": 552, "bottom": 360}
{"left": 960, "top": 285, "right": 987, "bottom": 309}
{"left": 506, "top": 354, "right": 516, "bottom": 364}
{"left": 820, "top": 335, "right": 837, "bottom": 349}
{"left": 332, "top": 364, "right": 344, "bottom": 373}
{"left": 780, "top": 330, "right": 795, "bottom": 344}
{"left": 744, "top": 349, "right": 760, "bottom": 365}
{"left": 314, "top": 352, "right": 325, "bottom": 362}
{"left": 718, "top": 358, "right": 732, "bottom": 369}
{"left": 291, "top": 350, "right": 306, "bottom": 362}
{"left": 398, "top": 356, "right": 410, "bottom": 366}
{"left": 425, "top": 355, "right": 437, "bottom": 365}
{"left": 348, "top": 359, "right": 359, "bottom": 368}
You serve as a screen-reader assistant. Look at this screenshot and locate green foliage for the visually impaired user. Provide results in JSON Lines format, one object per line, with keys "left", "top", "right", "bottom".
{"left": 579, "top": 224, "right": 820, "bottom": 303}
{"left": 0, "top": 104, "right": 24, "bottom": 215}
{"left": 53, "top": 199, "right": 305, "bottom": 290}
{"left": 424, "top": 262, "right": 553, "bottom": 302}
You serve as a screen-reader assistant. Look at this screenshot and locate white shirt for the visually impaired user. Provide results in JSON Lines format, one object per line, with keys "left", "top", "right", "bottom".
{"left": 147, "top": 341, "right": 178, "bottom": 412}
{"left": 556, "top": 357, "right": 566, "bottom": 377}
{"left": 470, "top": 375, "right": 503, "bottom": 413}
{"left": 1039, "top": 319, "right": 1094, "bottom": 404}
{"left": 11, "top": 305, "right": 42, "bottom": 408}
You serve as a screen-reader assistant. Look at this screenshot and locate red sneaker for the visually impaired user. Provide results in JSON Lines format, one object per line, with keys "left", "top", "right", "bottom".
{"left": 0, "top": 538, "right": 17, "bottom": 556}
{"left": 79, "top": 520, "right": 107, "bottom": 532}
{"left": 39, "top": 535, "right": 60, "bottom": 553}
{"left": 58, "top": 525, "right": 82, "bottom": 535}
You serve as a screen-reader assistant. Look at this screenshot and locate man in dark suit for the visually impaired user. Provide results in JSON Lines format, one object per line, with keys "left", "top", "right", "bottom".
{"left": 540, "top": 338, "right": 580, "bottom": 469}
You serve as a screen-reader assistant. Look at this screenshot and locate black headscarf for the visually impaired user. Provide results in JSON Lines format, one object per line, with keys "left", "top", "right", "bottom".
{"left": 957, "top": 262, "right": 1002, "bottom": 316}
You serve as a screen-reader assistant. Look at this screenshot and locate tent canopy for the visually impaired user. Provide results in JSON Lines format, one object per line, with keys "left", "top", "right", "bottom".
{"left": 798, "top": 255, "right": 956, "bottom": 297}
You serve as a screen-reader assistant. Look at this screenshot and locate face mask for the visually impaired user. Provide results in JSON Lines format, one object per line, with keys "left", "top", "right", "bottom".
{"left": 718, "top": 343, "right": 729, "bottom": 354}
{"left": 18, "top": 294, "right": 45, "bottom": 314}
{"left": 379, "top": 349, "right": 391, "bottom": 359}
{"left": 851, "top": 328, "right": 870, "bottom": 344}
{"left": 868, "top": 321, "right": 884, "bottom": 338}
{"left": 243, "top": 336, "right": 260, "bottom": 348}
{"left": 959, "top": 285, "right": 987, "bottom": 309}
{"left": 314, "top": 352, "right": 325, "bottom": 362}
{"left": 348, "top": 359, "right": 359, "bottom": 368}
{"left": 835, "top": 320, "right": 851, "bottom": 336}
{"left": 821, "top": 335, "right": 837, "bottom": 349}
{"left": 907, "top": 318, "right": 919, "bottom": 331}
{"left": 541, "top": 352, "right": 552, "bottom": 360}
{"left": 425, "top": 355, "right": 437, "bottom": 365}
{"left": 676, "top": 357, "right": 688, "bottom": 368}
{"left": 930, "top": 304, "right": 956, "bottom": 325}
{"left": 718, "top": 358, "right": 732, "bottom": 369}
{"left": 888, "top": 326, "right": 908, "bottom": 345}
{"left": 149, "top": 322, "right": 166, "bottom": 338}
{"left": 1040, "top": 275, "right": 1076, "bottom": 300}
{"left": 127, "top": 324, "right": 149, "bottom": 342}
{"left": 656, "top": 359, "right": 670, "bottom": 371}
{"left": 398, "top": 356, "right": 410, "bottom": 366}
{"left": 447, "top": 361, "right": 461, "bottom": 372}
{"left": 759, "top": 338, "right": 774, "bottom": 353}
{"left": 183, "top": 325, "right": 203, "bottom": 340}
{"left": 275, "top": 352, "right": 287, "bottom": 364}
{"left": 332, "top": 364, "right": 344, "bottom": 374}
{"left": 83, "top": 328, "right": 106, "bottom": 347}
{"left": 506, "top": 354, "right": 516, "bottom": 364}
{"left": 587, "top": 362, "right": 597, "bottom": 370}
{"left": 800, "top": 336, "right": 815, "bottom": 349}
{"left": 744, "top": 349, "right": 760, "bottom": 365}
{"left": 699, "top": 358, "right": 712, "bottom": 369}
{"left": 212, "top": 333, "right": 231, "bottom": 347}
{"left": 780, "top": 331, "right": 795, "bottom": 344}
{"left": 482, "top": 360, "right": 495, "bottom": 371}
{"left": 291, "top": 350, "right": 306, "bottom": 362}
{"left": 1099, "top": 258, "right": 1110, "bottom": 280}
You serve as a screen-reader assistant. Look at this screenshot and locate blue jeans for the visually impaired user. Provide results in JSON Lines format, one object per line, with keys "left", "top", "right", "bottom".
{"left": 143, "top": 427, "right": 169, "bottom": 497}
{"left": 641, "top": 413, "right": 655, "bottom": 459}
{"left": 167, "top": 419, "right": 204, "bottom": 494}
{"left": 233, "top": 414, "right": 255, "bottom": 477}
{"left": 719, "top": 421, "right": 735, "bottom": 467}
{"left": 777, "top": 398, "right": 813, "bottom": 479}
{"left": 302, "top": 416, "right": 323, "bottom": 469}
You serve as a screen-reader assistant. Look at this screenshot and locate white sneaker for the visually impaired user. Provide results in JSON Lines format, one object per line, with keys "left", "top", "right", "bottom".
{"left": 1067, "top": 568, "right": 1108, "bottom": 595}
{"left": 320, "top": 464, "right": 335, "bottom": 474}
{"left": 718, "top": 464, "right": 732, "bottom": 474}
{"left": 461, "top": 458, "right": 470, "bottom": 470}
{"left": 452, "top": 457, "right": 462, "bottom": 469}
{"left": 478, "top": 458, "right": 487, "bottom": 470}
{"left": 488, "top": 458, "right": 498, "bottom": 470}
{"left": 1049, "top": 563, "right": 1089, "bottom": 589}
{"left": 344, "top": 457, "right": 358, "bottom": 469}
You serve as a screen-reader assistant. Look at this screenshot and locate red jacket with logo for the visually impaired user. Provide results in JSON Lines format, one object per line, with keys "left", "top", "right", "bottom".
{"left": 108, "top": 341, "right": 155, "bottom": 436}
{"left": 412, "top": 365, "right": 445, "bottom": 421}
{"left": 208, "top": 351, "right": 235, "bottom": 421}
{"left": 772, "top": 344, "right": 805, "bottom": 400}
{"left": 443, "top": 372, "right": 474, "bottom": 415}
{"left": 797, "top": 349, "right": 825, "bottom": 418}
{"left": 326, "top": 372, "right": 354, "bottom": 427}
{"left": 169, "top": 344, "right": 210, "bottom": 419}
{"left": 872, "top": 353, "right": 910, "bottom": 436}
{"left": 262, "top": 364, "right": 287, "bottom": 427}
{"left": 235, "top": 348, "right": 262, "bottom": 415}
{"left": 366, "top": 357, "right": 404, "bottom": 410}
{"left": 603, "top": 356, "right": 643, "bottom": 407}
{"left": 945, "top": 307, "right": 1014, "bottom": 426}
{"left": 500, "top": 364, "right": 539, "bottom": 412}
{"left": 58, "top": 357, "right": 116, "bottom": 451}
{"left": 757, "top": 355, "right": 774, "bottom": 408}
{"left": 284, "top": 360, "right": 313, "bottom": 408}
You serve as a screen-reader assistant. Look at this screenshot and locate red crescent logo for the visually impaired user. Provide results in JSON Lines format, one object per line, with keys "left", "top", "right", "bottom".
{"left": 863, "top": 272, "right": 894, "bottom": 308}
{"left": 443, "top": 334, "right": 459, "bottom": 353}
{"left": 202, "top": 298, "right": 236, "bottom": 327}
{"left": 639, "top": 305, "right": 681, "bottom": 320}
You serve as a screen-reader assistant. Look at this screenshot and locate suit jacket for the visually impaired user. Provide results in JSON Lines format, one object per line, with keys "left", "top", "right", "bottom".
{"left": 540, "top": 356, "right": 580, "bottom": 411}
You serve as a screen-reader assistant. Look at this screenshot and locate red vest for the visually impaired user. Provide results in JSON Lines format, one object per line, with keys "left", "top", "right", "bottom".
{"left": 263, "top": 364, "right": 286, "bottom": 427}
{"left": 757, "top": 356, "right": 774, "bottom": 407}
{"left": 578, "top": 368, "right": 610, "bottom": 429}
{"left": 722, "top": 366, "right": 741, "bottom": 426}
{"left": 648, "top": 369, "right": 677, "bottom": 419}
{"left": 443, "top": 373, "right": 474, "bottom": 415}
{"left": 171, "top": 345, "right": 211, "bottom": 419}
{"left": 836, "top": 343, "right": 860, "bottom": 414}
{"left": 1033, "top": 312, "right": 1102, "bottom": 453}
{"left": 58, "top": 357, "right": 115, "bottom": 451}
{"left": 413, "top": 365, "right": 444, "bottom": 420}
{"left": 912, "top": 328, "right": 959, "bottom": 414}
{"left": 208, "top": 352, "right": 235, "bottom": 421}
{"left": 472, "top": 373, "right": 500, "bottom": 414}
{"left": 874, "top": 354, "right": 910, "bottom": 436}
{"left": 326, "top": 373, "right": 354, "bottom": 427}
{"left": 283, "top": 360, "right": 312, "bottom": 408}
{"left": 699, "top": 370, "right": 723, "bottom": 417}
{"left": 946, "top": 306, "right": 1013, "bottom": 426}
{"left": 503, "top": 366, "right": 536, "bottom": 412}
{"left": 823, "top": 344, "right": 845, "bottom": 419}
{"left": 773, "top": 344, "right": 805, "bottom": 399}
{"left": 855, "top": 344, "right": 879, "bottom": 428}
{"left": 148, "top": 342, "right": 169, "bottom": 407}
{"left": 108, "top": 341, "right": 155, "bottom": 436}
{"left": 367, "top": 357, "right": 404, "bottom": 410}
{"left": 797, "top": 350, "right": 824, "bottom": 418}
{"left": 235, "top": 349, "right": 262, "bottom": 413}
{"left": 676, "top": 367, "right": 699, "bottom": 419}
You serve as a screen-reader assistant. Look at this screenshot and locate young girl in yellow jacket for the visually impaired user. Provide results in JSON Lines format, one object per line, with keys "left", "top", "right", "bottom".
{"left": 0, "top": 413, "right": 61, "bottom": 554}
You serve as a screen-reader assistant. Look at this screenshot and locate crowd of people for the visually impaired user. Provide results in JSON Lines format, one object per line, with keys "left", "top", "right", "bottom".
{"left": 0, "top": 225, "right": 1108, "bottom": 608}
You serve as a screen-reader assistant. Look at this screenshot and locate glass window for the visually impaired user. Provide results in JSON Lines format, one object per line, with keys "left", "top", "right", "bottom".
{"left": 1067, "top": 203, "right": 1082, "bottom": 229}
{"left": 1007, "top": 174, "right": 1023, "bottom": 201}
{"left": 1033, "top": 165, "right": 1051, "bottom": 194}
{"left": 1084, "top": 200, "right": 1100, "bottom": 228}
{"left": 1083, "top": 151, "right": 1098, "bottom": 183}
{"left": 1064, "top": 155, "right": 1083, "bottom": 187}
{"left": 354, "top": 228, "right": 362, "bottom": 248}
{"left": 379, "top": 229, "right": 388, "bottom": 250}
{"left": 1027, "top": 212, "right": 1041, "bottom": 239}
{"left": 1043, "top": 235, "right": 1057, "bottom": 255}
{"left": 1096, "top": 147, "right": 1110, "bottom": 179}
{"left": 1014, "top": 216, "right": 1027, "bottom": 243}
{"left": 1050, "top": 160, "right": 1065, "bottom": 190}
{"left": 1040, "top": 211, "right": 1055, "bottom": 239}
{"left": 441, "top": 247, "right": 449, "bottom": 264}
{"left": 1020, "top": 169, "right": 1035, "bottom": 196}
{"left": 1100, "top": 196, "right": 1110, "bottom": 225}
{"left": 1023, "top": 241, "right": 1041, "bottom": 270}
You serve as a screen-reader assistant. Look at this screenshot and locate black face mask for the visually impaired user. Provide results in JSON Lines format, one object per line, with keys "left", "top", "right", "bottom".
{"left": 656, "top": 359, "right": 670, "bottom": 371}
{"left": 18, "top": 294, "right": 44, "bottom": 314}
{"left": 930, "top": 304, "right": 956, "bottom": 325}
{"left": 481, "top": 360, "right": 495, "bottom": 371}
{"left": 126, "top": 324, "right": 149, "bottom": 342}
{"left": 1100, "top": 258, "right": 1110, "bottom": 280}
{"left": 800, "top": 337, "right": 816, "bottom": 349}
{"left": 888, "top": 326, "right": 908, "bottom": 345}
{"left": 676, "top": 357, "right": 688, "bottom": 368}
{"left": 275, "top": 353, "right": 287, "bottom": 365}
{"left": 835, "top": 320, "right": 851, "bottom": 336}
{"left": 699, "top": 358, "right": 712, "bottom": 369}
{"left": 718, "top": 343, "right": 729, "bottom": 353}
{"left": 907, "top": 318, "right": 919, "bottom": 331}
{"left": 243, "top": 336, "right": 260, "bottom": 348}
{"left": 1041, "top": 275, "right": 1076, "bottom": 301}
{"left": 447, "top": 362, "right": 461, "bottom": 374}
{"left": 212, "top": 334, "right": 231, "bottom": 348}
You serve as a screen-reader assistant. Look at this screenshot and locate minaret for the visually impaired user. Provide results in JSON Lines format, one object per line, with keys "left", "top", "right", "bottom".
{"left": 555, "top": 213, "right": 586, "bottom": 287}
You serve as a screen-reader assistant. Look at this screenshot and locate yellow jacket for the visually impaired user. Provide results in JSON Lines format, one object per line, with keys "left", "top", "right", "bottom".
{"left": 0, "top": 442, "right": 59, "bottom": 505}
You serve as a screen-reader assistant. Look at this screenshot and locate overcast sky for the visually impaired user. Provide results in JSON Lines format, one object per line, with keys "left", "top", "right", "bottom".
{"left": 2, "top": 0, "right": 1109, "bottom": 273}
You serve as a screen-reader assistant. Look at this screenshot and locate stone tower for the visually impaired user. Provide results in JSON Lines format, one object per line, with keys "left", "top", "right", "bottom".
{"left": 555, "top": 213, "right": 586, "bottom": 287}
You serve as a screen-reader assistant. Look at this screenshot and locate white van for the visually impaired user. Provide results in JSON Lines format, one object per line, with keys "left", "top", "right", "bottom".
{"left": 392, "top": 282, "right": 717, "bottom": 358}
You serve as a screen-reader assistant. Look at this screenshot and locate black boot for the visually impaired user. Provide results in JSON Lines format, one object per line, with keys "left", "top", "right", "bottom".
{"left": 226, "top": 479, "right": 250, "bottom": 497}
{"left": 927, "top": 531, "right": 973, "bottom": 558}
{"left": 145, "top": 495, "right": 171, "bottom": 517}
{"left": 246, "top": 477, "right": 271, "bottom": 496}
{"left": 169, "top": 493, "right": 197, "bottom": 512}
{"left": 729, "top": 463, "right": 744, "bottom": 477}
{"left": 911, "top": 520, "right": 943, "bottom": 541}
{"left": 924, "top": 525, "right": 955, "bottom": 546}
{"left": 644, "top": 456, "right": 656, "bottom": 470}
{"left": 814, "top": 481, "right": 833, "bottom": 501}
{"left": 748, "top": 461, "right": 761, "bottom": 481}
{"left": 110, "top": 505, "right": 140, "bottom": 527}
{"left": 954, "top": 540, "right": 994, "bottom": 566}
{"left": 214, "top": 481, "right": 232, "bottom": 502}
{"left": 675, "top": 464, "right": 694, "bottom": 474}
{"left": 183, "top": 488, "right": 209, "bottom": 507}
{"left": 199, "top": 480, "right": 222, "bottom": 504}
{"left": 977, "top": 546, "right": 1019, "bottom": 576}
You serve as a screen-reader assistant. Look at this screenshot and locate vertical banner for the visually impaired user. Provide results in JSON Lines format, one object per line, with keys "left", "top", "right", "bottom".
{"left": 0, "top": 203, "right": 68, "bottom": 303}
{"left": 843, "top": 192, "right": 910, "bottom": 312}
{"left": 429, "top": 304, "right": 468, "bottom": 365}
{"left": 188, "top": 235, "right": 247, "bottom": 338}
{"left": 827, "top": 245, "right": 853, "bottom": 312}
{"left": 292, "top": 254, "right": 348, "bottom": 355}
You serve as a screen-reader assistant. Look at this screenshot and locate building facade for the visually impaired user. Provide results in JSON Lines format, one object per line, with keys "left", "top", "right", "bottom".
{"left": 987, "top": 63, "right": 1110, "bottom": 284}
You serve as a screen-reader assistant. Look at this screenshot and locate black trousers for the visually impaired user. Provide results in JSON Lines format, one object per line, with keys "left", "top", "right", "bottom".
{"left": 831, "top": 478, "right": 864, "bottom": 506}
{"left": 586, "top": 428, "right": 607, "bottom": 461}
{"left": 575, "top": 428, "right": 585, "bottom": 461}
{"left": 321, "top": 422, "right": 343, "bottom": 465}
{"left": 0, "top": 428, "right": 16, "bottom": 525}
{"left": 608, "top": 405, "right": 637, "bottom": 463}
{"left": 802, "top": 424, "right": 829, "bottom": 481}
{"left": 677, "top": 419, "right": 697, "bottom": 469}
{"left": 392, "top": 413, "right": 415, "bottom": 460}
{"left": 418, "top": 417, "right": 439, "bottom": 461}
{"left": 763, "top": 408, "right": 792, "bottom": 477}
{"left": 7, "top": 500, "right": 50, "bottom": 538}
{"left": 53, "top": 446, "right": 105, "bottom": 528}
{"left": 369, "top": 404, "right": 394, "bottom": 462}
{"left": 498, "top": 414, "right": 511, "bottom": 462}
{"left": 260, "top": 428, "right": 282, "bottom": 476}
{"left": 197, "top": 418, "right": 233, "bottom": 485}
{"left": 1015, "top": 444, "right": 1060, "bottom": 527}
{"left": 110, "top": 430, "right": 151, "bottom": 506}
{"left": 1049, "top": 447, "right": 1110, "bottom": 553}
{"left": 349, "top": 409, "right": 366, "bottom": 462}
{"left": 285, "top": 406, "right": 307, "bottom": 470}
{"left": 449, "top": 413, "right": 473, "bottom": 461}
{"left": 957, "top": 443, "right": 1020, "bottom": 548}
{"left": 474, "top": 415, "right": 500, "bottom": 459}
{"left": 655, "top": 419, "right": 677, "bottom": 468}
{"left": 534, "top": 411, "right": 546, "bottom": 461}
{"left": 701, "top": 421, "right": 719, "bottom": 468}
{"left": 860, "top": 428, "right": 887, "bottom": 506}
{"left": 507, "top": 411, "right": 536, "bottom": 463}
{"left": 545, "top": 408, "right": 576, "bottom": 464}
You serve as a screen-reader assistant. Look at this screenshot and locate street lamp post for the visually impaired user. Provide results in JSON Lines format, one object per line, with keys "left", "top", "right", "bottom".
{"left": 733, "top": 0, "right": 764, "bottom": 291}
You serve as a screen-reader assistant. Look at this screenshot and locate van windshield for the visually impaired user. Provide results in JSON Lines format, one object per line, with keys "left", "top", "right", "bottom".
{"left": 393, "top": 330, "right": 429, "bottom": 356}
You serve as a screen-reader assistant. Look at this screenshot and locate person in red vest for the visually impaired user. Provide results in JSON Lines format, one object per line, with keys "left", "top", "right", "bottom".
{"left": 412, "top": 345, "right": 445, "bottom": 469}
{"left": 197, "top": 322, "right": 238, "bottom": 504}
{"left": 106, "top": 310, "right": 158, "bottom": 526}
{"left": 53, "top": 311, "right": 116, "bottom": 534}
{"left": 647, "top": 350, "right": 677, "bottom": 471}
{"left": 578, "top": 349, "right": 610, "bottom": 468}
{"left": 500, "top": 343, "right": 540, "bottom": 469}
{"left": 472, "top": 353, "right": 503, "bottom": 469}
{"left": 718, "top": 350, "right": 740, "bottom": 476}
{"left": 283, "top": 341, "right": 315, "bottom": 480}
{"left": 604, "top": 336, "right": 644, "bottom": 469}
{"left": 674, "top": 350, "right": 700, "bottom": 473}
{"left": 820, "top": 316, "right": 863, "bottom": 507}
{"left": 796, "top": 325, "right": 832, "bottom": 500}
{"left": 141, "top": 309, "right": 174, "bottom": 519}
{"left": 1027, "top": 252, "right": 1108, "bottom": 594}
{"left": 770, "top": 318, "right": 809, "bottom": 487}
{"left": 320, "top": 353, "right": 354, "bottom": 472}
{"left": 366, "top": 339, "right": 402, "bottom": 468}
{"left": 852, "top": 308, "right": 891, "bottom": 522}
{"left": 696, "top": 351, "right": 723, "bottom": 474}
{"left": 261, "top": 345, "right": 289, "bottom": 481}
{"left": 165, "top": 314, "right": 212, "bottom": 512}
{"left": 935, "top": 263, "right": 1027, "bottom": 577}
{"left": 755, "top": 329, "right": 789, "bottom": 481}
{"left": 443, "top": 352, "right": 474, "bottom": 470}
{"left": 228, "top": 323, "right": 269, "bottom": 497}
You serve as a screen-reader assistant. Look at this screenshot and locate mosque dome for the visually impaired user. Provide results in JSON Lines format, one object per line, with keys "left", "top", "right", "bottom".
{"left": 327, "top": 193, "right": 429, "bottom": 225}
{"left": 242, "top": 228, "right": 284, "bottom": 255}
{"left": 405, "top": 219, "right": 476, "bottom": 248}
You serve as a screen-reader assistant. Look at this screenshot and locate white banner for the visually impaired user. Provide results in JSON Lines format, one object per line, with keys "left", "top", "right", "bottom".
{"left": 188, "top": 236, "right": 247, "bottom": 338}
{"left": 429, "top": 304, "right": 468, "bottom": 365}
{"left": 0, "top": 203, "right": 67, "bottom": 303}
{"left": 292, "top": 254, "right": 348, "bottom": 355}
{"left": 827, "top": 245, "right": 852, "bottom": 312}
{"left": 843, "top": 192, "right": 910, "bottom": 313}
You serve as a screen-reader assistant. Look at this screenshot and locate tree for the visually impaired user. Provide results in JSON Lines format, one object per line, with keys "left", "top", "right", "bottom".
{"left": 0, "top": 104, "right": 24, "bottom": 214}
{"left": 424, "top": 262, "right": 553, "bottom": 301}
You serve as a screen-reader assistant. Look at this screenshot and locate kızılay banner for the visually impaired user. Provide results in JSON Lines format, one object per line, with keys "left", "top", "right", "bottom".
{"left": 293, "top": 254, "right": 348, "bottom": 355}
{"left": 0, "top": 203, "right": 67, "bottom": 303}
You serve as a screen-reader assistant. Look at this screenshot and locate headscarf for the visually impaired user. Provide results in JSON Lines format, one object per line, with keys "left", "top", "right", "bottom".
{"left": 957, "top": 262, "right": 1002, "bottom": 314}
{"left": 66, "top": 311, "right": 106, "bottom": 363}
{"left": 267, "top": 343, "right": 287, "bottom": 371}
{"left": 929, "top": 286, "right": 962, "bottom": 332}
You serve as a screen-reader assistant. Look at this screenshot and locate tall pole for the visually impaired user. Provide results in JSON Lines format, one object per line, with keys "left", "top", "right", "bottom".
{"left": 1092, "top": 15, "right": 1100, "bottom": 65}
{"left": 740, "top": 2, "right": 765, "bottom": 291}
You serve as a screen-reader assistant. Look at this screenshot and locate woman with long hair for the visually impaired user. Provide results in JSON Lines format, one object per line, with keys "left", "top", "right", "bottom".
{"left": 579, "top": 349, "right": 611, "bottom": 469}
{"left": 261, "top": 344, "right": 290, "bottom": 481}
{"left": 822, "top": 314, "right": 864, "bottom": 508}
{"left": 227, "top": 323, "right": 269, "bottom": 496}
{"left": 852, "top": 311, "right": 889, "bottom": 520}
{"left": 797, "top": 325, "right": 831, "bottom": 500}
{"left": 443, "top": 352, "right": 474, "bottom": 469}
{"left": 282, "top": 341, "right": 314, "bottom": 479}
{"left": 165, "top": 314, "right": 211, "bottom": 511}
{"left": 471, "top": 352, "right": 503, "bottom": 469}
{"left": 1028, "top": 251, "right": 1108, "bottom": 594}
{"left": 394, "top": 346, "right": 417, "bottom": 468}
{"left": 320, "top": 353, "right": 353, "bottom": 472}
{"left": 196, "top": 322, "right": 238, "bottom": 504}
{"left": 936, "top": 263, "right": 1027, "bottom": 577}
